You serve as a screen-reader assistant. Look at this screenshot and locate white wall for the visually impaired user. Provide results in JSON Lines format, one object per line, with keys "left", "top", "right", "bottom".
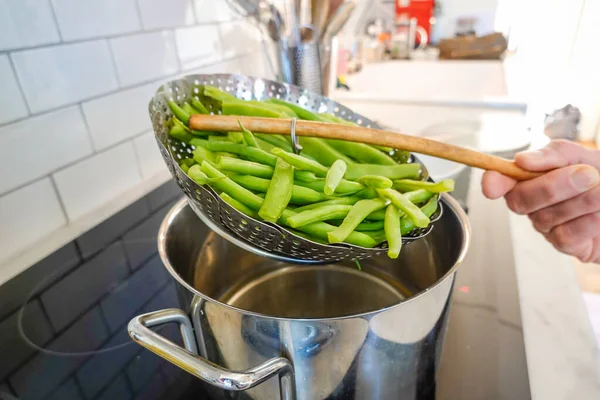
{"left": 0, "top": 0, "right": 274, "bottom": 266}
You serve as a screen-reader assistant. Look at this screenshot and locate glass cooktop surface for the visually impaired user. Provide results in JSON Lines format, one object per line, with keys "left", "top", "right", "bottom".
{"left": 0, "top": 169, "right": 530, "bottom": 400}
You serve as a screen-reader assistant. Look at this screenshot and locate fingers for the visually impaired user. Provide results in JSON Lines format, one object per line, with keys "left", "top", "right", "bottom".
{"left": 529, "top": 185, "right": 600, "bottom": 233}
{"left": 504, "top": 164, "right": 600, "bottom": 215}
{"left": 515, "top": 140, "right": 600, "bottom": 172}
{"left": 481, "top": 170, "right": 516, "bottom": 199}
{"left": 544, "top": 212, "right": 600, "bottom": 260}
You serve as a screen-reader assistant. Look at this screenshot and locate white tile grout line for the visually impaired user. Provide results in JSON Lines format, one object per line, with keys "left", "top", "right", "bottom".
{"left": 0, "top": 128, "right": 153, "bottom": 199}
{"left": 6, "top": 52, "right": 32, "bottom": 116}
{"left": 77, "top": 103, "right": 98, "bottom": 152}
{"left": 106, "top": 39, "right": 123, "bottom": 88}
{"left": 47, "top": 0, "right": 65, "bottom": 42}
{"left": 134, "top": 0, "right": 146, "bottom": 31}
{"left": 0, "top": 51, "right": 253, "bottom": 130}
{"left": 0, "top": 17, "right": 243, "bottom": 55}
{"left": 48, "top": 174, "right": 70, "bottom": 224}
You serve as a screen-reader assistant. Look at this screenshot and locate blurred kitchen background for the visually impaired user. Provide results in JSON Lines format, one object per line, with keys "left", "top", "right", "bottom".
{"left": 0, "top": 0, "right": 599, "bottom": 339}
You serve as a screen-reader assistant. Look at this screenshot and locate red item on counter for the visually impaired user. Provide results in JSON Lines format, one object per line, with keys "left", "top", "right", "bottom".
{"left": 395, "top": 0, "right": 434, "bottom": 44}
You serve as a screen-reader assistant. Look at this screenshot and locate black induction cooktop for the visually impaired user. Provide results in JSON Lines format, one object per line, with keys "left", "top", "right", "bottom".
{"left": 0, "top": 168, "right": 531, "bottom": 400}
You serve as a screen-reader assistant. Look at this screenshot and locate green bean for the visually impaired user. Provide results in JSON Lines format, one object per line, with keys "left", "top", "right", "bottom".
{"left": 279, "top": 210, "right": 377, "bottom": 248}
{"left": 393, "top": 179, "right": 455, "bottom": 193}
{"left": 356, "top": 175, "right": 393, "bottom": 189}
{"left": 208, "top": 135, "right": 233, "bottom": 142}
{"left": 218, "top": 157, "right": 274, "bottom": 178}
{"left": 255, "top": 137, "right": 279, "bottom": 153}
{"left": 222, "top": 101, "right": 284, "bottom": 118}
{"left": 298, "top": 137, "right": 354, "bottom": 166}
{"left": 372, "top": 144, "right": 393, "bottom": 153}
{"left": 214, "top": 152, "right": 239, "bottom": 162}
{"left": 200, "top": 162, "right": 263, "bottom": 210}
{"left": 168, "top": 100, "right": 190, "bottom": 124}
{"left": 266, "top": 99, "right": 320, "bottom": 120}
{"left": 228, "top": 174, "right": 328, "bottom": 204}
{"left": 255, "top": 134, "right": 294, "bottom": 152}
{"left": 345, "top": 163, "right": 421, "bottom": 180}
{"left": 294, "top": 170, "right": 319, "bottom": 183}
{"left": 258, "top": 158, "right": 294, "bottom": 222}
{"left": 286, "top": 229, "right": 328, "bottom": 244}
{"left": 326, "top": 140, "right": 397, "bottom": 165}
{"left": 182, "top": 102, "right": 196, "bottom": 117}
{"left": 181, "top": 158, "right": 196, "bottom": 168}
{"left": 324, "top": 160, "right": 347, "bottom": 195}
{"left": 377, "top": 188, "right": 429, "bottom": 228}
{"left": 384, "top": 205, "right": 402, "bottom": 259}
{"left": 247, "top": 100, "right": 296, "bottom": 118}
{"left": 400, "top": 196, "right": 439, "bottom": 235}
{"left": 365, "top": 230, "right": 387, "bottom": 245}
{"left": 292, "top": 197, "right": 361, "bottom": 213}
{"left": 204, "top": 85, "right": 237, "bottom": 102}
{"left": 190, "top": 138, "right": 209, "bottom": 147}
{"left": 355, "top": 220, "right": 385, "bottom": 231}
{"left": 238, "top": 120, "right": 259, "bottom": 147}
{"left": 205, "top": 141, "right": 277, "bottom": 166}
{"left": 330, "top": 219, "right": 385, "bottom": 231}
{"left": 227, "top": 131, "right": 245, "bottom": 144}
{"left": 355, "top": 187, "right": 379, "bottom": 199}
{"left": 192, "top": 145, "right": 216, "bottom": 164}
{"left": 287, "top": 205, "right": 353, "bottom": 228}
{"left": 403, "top": 189, "right": 435, "bottom": 204}
{"left": 169, "top": 124, "right": 194, "bottom": 143}
{"left": 295, "top": 178, "right": 364, "bottom": 195}
{"left": 363, "top": 190, "right": 431, "bottom": 220}
{"left": 187, "top": 164, "right": 226, "bottom": 185}
{"left": 317, "top": 113, "right": 355, "bottom": 125}
{"left": 271, "top": 148, "right": 328, "bottom": 176}
{"left": 219, "top": 192, "right": 258, "bottom": 218}
{"left": 327, "top": 199, "right": 387, "bottom": 243}
{"left": 180, "top": 163, "right": 190, "bottom": 173}
{"left": 190, "top": 97, "right": 209, "bottom": 114}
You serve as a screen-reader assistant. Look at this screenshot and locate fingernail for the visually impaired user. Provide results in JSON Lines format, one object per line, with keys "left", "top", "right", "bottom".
{"left": 520, "top": 150, "right": 544, "bottom": 160}
{"left": 572, "top": 167, "right": 600, "bottom": 191}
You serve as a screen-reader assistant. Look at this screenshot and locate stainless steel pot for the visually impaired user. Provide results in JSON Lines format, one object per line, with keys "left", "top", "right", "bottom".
{"left": 128, "top": 194, "right": 470, "bottom": 400}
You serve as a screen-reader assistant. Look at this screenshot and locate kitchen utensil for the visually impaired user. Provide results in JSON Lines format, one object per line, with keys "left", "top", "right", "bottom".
{"left": 311, "top": 0, "right": 330, "bottom": 36}
{"left": 150, "top": 74, "right": 439, "bottom": 264}
{"left": 321, "top": 0, "right": 356, "bottom": 42}
{"left": 190, "top": 115, "right": 541, "bottom": 181}
{"left": 128, "top": 193, "right": 470, "bottom": 399}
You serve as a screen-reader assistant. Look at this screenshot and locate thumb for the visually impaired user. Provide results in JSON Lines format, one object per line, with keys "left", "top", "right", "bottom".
{"left": 515, "top": 140, "right": 600, "bottom": 172}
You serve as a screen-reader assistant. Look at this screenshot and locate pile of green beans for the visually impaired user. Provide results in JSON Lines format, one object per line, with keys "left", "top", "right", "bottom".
{"left": 167, "top": 85, "right": 455, "bottom": 259}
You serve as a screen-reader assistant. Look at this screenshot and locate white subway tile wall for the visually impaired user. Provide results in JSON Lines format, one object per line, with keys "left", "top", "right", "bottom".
{"left": 0, "top": 0, "right": 274, "bottom": 266}
{"left": 0, "top": 179, "right": 67, "bottom": 265}
{"left": 194, "top": 0, "right": 237, "bottom": 23}
{"left": 0, "top": 106, "right": 93, "bottom": 195}
{"left": 175, "top": 25, "right": 222, "bottom": 70}
{"left": 12, "top": 40, "right": 119, "bottom": 113}
{"left": 133, "top": 132, "right": 169, "bottom": 179}
{"left": 51, "top": 0, "right": 141, "bottom": 41}
{"left": 110, "top": 31, "right": 180, "bottom": 87}
{"left": 53, "top": 142, "right": 143, "bottom": 221}
{"left": 0, "top": 55, "right": 28, "bottom": 125}
{"left": 82, "top": 84, "right": 156, "bottom": 151}
{"left": 138, "top": 0, "right": 196, "bottom": 29}
{"left": 0, "top": 0, "right": 61, "bottom": 51}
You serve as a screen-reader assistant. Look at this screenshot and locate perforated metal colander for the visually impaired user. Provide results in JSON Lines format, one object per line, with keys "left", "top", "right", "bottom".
{"left": 149, "top": 74, "right": 442, "bottom": 264}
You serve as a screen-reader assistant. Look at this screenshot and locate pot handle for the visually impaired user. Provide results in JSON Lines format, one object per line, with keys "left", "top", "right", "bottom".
{"left": 128, "top": 309, "right": 296, "bottom": 399}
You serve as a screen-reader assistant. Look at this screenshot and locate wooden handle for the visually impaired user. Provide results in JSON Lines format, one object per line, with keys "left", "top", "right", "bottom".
{"left": 189, "top": 115, "right": 542, "bottom": 181}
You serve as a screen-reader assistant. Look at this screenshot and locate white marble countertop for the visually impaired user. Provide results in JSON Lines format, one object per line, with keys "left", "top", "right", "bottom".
{"left": 465, "top": 168, "right": 600, "bottom": 399}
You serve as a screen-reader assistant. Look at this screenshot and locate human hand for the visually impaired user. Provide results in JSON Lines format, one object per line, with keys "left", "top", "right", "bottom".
{"left": 481, "top": 140, "right": 600, "bottom": 263}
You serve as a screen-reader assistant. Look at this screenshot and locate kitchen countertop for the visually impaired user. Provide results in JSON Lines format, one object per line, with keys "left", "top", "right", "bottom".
{"left": 466, "top": 168, "right": 600, "bottom": 399}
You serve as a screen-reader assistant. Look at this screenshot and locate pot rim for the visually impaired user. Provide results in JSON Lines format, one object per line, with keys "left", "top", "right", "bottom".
{"left": 158, "top": 194, "right": 472, "bottom": 322}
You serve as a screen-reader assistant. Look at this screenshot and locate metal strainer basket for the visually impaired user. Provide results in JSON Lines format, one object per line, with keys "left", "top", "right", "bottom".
{"left": 149, "top": 74, "right": 442, "bottom": 264}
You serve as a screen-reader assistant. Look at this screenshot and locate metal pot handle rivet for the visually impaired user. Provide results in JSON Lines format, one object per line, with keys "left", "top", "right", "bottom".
{"left": 127, "top": 309, "right": 296, "bottom": 399}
